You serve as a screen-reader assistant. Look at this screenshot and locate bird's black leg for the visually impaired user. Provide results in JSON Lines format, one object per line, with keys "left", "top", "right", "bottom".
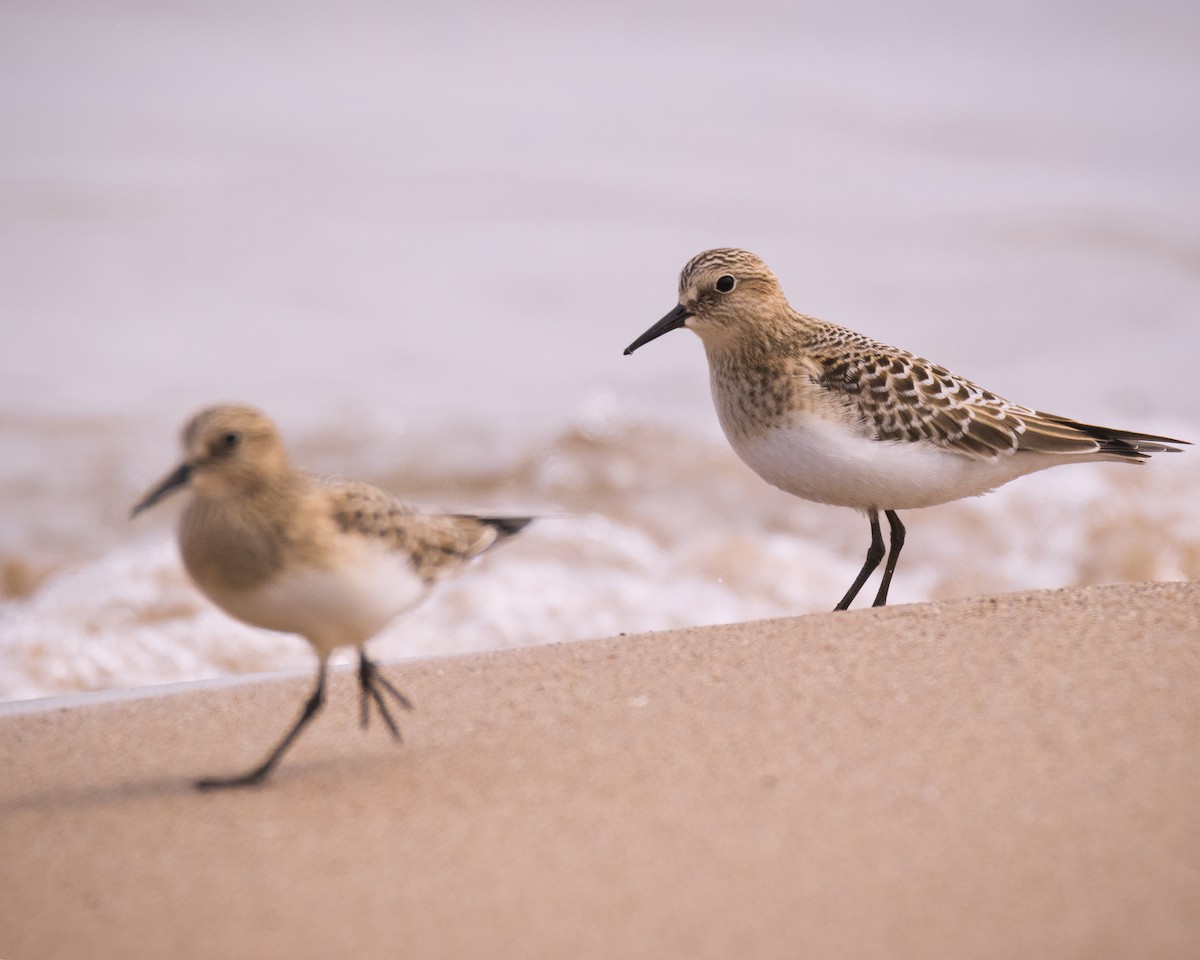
{"left": 358, "top": 652, "right": 372, "bottom": 730}
{"left": 358, "top": 651, "right": 414, "bottom": 743}
{"left": 834, "top": 508, "right": 885, "bottom": 611}
{"left": 872, "top": 510, "right": 905, "bottom": 608}
{"left": 196, "top": 661, "right": 328, "bottom": 790}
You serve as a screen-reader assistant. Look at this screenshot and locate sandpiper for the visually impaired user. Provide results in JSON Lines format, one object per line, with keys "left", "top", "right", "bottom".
{"left": 132, "top": 404, "right": 532, "bottom": 788}
{"left": 624, "top": 248, "right": 1186, "bottom": 610}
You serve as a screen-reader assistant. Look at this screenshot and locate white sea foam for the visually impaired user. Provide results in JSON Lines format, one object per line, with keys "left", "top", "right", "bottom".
{"left": 2, "top": 410, "right": 1194, "bottom": 702}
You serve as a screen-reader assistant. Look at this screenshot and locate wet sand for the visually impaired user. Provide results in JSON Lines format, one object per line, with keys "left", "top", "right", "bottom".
{"left": 2, "top": 581, "right": 1197, "bottom": 959}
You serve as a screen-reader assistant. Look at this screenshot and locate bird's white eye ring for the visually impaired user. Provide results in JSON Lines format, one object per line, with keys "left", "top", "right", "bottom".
{"left": 715, "top": 275, "right": 737, "bottom": 293}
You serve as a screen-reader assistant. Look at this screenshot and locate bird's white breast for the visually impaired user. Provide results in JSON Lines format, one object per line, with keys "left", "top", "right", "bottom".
{"left": 199, "top": 538, "right": 430, "bottom": 658}
{"left": 721, "top": 413, "right": 1051, "bottom": 511}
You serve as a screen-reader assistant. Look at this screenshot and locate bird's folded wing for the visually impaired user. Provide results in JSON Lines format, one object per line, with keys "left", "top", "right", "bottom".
{"left": 327, "top": 479, "right": 524, "bottom": 579}
{"left": 807, "top": 330, "right": 1106, "bottom": 462}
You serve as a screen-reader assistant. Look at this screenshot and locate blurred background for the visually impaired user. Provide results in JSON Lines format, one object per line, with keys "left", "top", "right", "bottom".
{"left": 2, "top": 0, "right": 1198, "bottom": 700}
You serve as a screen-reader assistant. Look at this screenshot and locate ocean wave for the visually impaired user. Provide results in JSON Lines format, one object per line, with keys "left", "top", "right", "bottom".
{"left": 1, "top": 408, "right": 1196, "bottom": 701}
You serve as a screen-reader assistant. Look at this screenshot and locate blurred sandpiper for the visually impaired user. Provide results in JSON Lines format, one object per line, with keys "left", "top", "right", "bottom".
{"left": 132, "top": 404, "right": 532, "bottom": 788}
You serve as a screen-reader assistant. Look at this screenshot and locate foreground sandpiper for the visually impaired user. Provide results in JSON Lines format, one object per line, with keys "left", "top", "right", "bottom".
{"left": 132, "top": 404, "right": 532, "bottom": 788}
{"left": 625, "top": 248, "right": 1186, "bottom": 610}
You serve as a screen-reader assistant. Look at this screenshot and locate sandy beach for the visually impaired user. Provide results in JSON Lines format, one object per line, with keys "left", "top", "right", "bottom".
{"left": 1, "top": 580, "right": 1196, "bottom": 958}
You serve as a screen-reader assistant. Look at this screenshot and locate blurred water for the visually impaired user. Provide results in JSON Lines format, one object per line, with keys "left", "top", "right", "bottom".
{"left": 1, "top": 0, "right": 1198, "bottom": 700}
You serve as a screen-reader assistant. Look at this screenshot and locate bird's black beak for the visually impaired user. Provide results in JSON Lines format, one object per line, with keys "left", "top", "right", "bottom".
{"left": 130, "top": 462, "right": 192, "bottom": 518}
{"left": 624, "top": 303, "right": 692, "bottom": 355}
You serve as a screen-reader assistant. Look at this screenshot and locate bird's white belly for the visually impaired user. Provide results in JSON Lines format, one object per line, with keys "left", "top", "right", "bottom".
{"left": 201, "top": 544, "right": 430, "bottom": 658}
{"left": 723, "top": 415, "right": 1047, "bottom": 511}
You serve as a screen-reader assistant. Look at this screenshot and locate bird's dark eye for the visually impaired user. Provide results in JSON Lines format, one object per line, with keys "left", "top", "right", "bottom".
{"left": 222, "top": 432, "right": 241, "bottom": 450}
{"left": 715, "top": 275, "right": 737, "bottom": 293}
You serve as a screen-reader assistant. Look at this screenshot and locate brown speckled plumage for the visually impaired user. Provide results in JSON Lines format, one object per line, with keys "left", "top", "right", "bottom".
{"left": 802, "top": 319, "right": 1176, "bottom": 461}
